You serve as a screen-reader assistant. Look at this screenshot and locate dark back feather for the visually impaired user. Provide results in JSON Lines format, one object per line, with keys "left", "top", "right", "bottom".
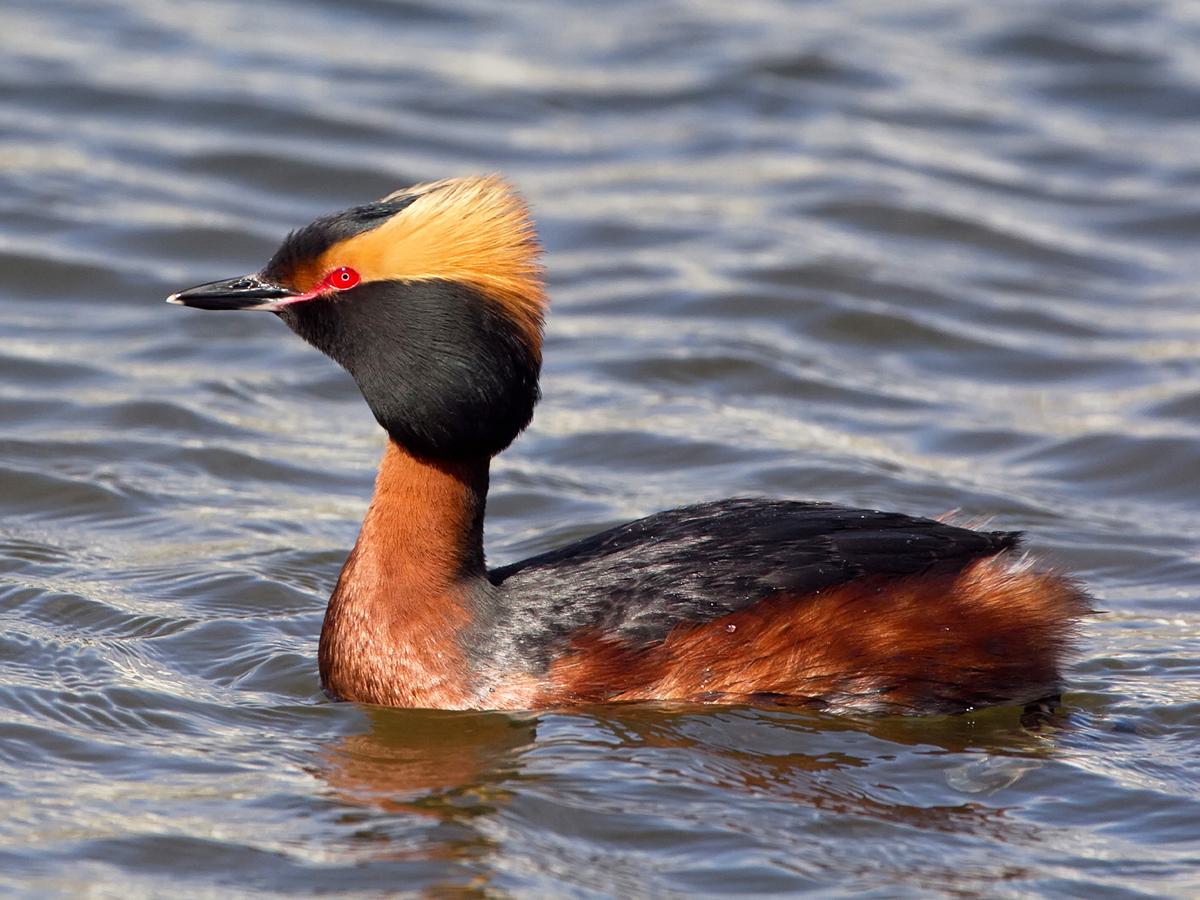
{"left": 476, "top": 499, "right": 1019, "bottom": 671}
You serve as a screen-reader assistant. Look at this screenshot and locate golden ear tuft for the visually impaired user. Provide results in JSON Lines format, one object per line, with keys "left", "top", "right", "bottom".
{"left": 320, "top": 175, "right": 545, "bottom": 348}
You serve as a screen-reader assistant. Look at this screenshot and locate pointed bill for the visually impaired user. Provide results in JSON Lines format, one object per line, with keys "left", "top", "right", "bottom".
{"left": 166, "top": 274, "right": 298, "bottom": 311}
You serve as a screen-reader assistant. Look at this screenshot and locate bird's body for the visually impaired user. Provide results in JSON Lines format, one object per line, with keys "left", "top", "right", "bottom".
{"left": 170, "top": 175, "right": 1090, "bottom": 714}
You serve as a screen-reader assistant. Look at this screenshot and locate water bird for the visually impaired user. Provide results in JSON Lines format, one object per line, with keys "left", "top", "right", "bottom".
{"left": 168, "top": 176, "right": 1091, "bottom": 713}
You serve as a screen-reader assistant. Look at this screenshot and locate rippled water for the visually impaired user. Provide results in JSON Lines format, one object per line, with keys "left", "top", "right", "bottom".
{"left": 2, "top": 0, "right": 1199, "bottom": 895}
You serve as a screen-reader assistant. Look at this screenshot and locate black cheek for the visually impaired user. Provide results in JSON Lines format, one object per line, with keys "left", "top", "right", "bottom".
{"left": 279, "top": 280, "right": 540, "bottom": 460}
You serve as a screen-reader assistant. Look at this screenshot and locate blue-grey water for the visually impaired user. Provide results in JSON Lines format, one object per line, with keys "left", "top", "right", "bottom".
{"left": 2, "top": 0, "right": 1199, "bottom": 896}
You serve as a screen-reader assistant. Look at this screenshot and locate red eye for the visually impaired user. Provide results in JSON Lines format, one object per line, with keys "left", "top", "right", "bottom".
{"left": 322, "top": 266, "right": 360, "bottom": 291}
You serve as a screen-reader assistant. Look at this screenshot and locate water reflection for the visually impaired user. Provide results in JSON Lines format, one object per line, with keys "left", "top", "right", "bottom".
{"left": 315, "top": 700, "right": 1069, "bottom": 859}
{"left": 315, "top": 707, "right": 537, "bottom": 816}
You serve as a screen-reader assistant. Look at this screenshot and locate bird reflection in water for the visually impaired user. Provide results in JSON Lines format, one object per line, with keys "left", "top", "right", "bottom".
{"left": 314, "top": 706, "right": 537, "bottom": 817}
{"left": 311, "top": 701, "right": 1070, "bottom": 879}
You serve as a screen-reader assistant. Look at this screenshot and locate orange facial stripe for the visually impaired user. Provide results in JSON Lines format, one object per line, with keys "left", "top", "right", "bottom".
{"left": 293, "top": 176, "right": 546, "bottom": 351}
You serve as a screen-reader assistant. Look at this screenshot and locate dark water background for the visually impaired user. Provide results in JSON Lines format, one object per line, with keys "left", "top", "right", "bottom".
{"left": 2, "top": 0, "right": 1199, "bottom": 895}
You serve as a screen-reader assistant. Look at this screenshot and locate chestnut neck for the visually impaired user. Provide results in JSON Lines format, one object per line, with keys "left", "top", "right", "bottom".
{"left": 318, "top": 440, "right": 490, "bottom": 707}
{"left": 356, "top": 439, "right": 489, "bottom": 583}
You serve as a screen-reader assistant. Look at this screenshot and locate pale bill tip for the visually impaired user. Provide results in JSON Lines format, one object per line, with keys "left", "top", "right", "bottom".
{"left": 166, "top": 293, "right": 183, "bottom": 305}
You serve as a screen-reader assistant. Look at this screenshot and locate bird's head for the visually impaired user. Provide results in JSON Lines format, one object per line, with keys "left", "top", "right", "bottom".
{"left": 169, "top": 176, "right": 545, "bottom": 460}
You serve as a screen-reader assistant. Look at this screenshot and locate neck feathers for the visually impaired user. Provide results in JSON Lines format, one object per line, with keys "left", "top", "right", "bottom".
{"left": 318, "top": 441, "right": 489, "bottom": 707}
{"left": 362, "top": 440, "right": 488, "bottom": 579}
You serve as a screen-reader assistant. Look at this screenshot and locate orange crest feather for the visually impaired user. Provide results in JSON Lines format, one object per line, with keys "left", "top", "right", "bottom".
{"left": 313, "top": 175, "right": 545, "bottom": 346}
